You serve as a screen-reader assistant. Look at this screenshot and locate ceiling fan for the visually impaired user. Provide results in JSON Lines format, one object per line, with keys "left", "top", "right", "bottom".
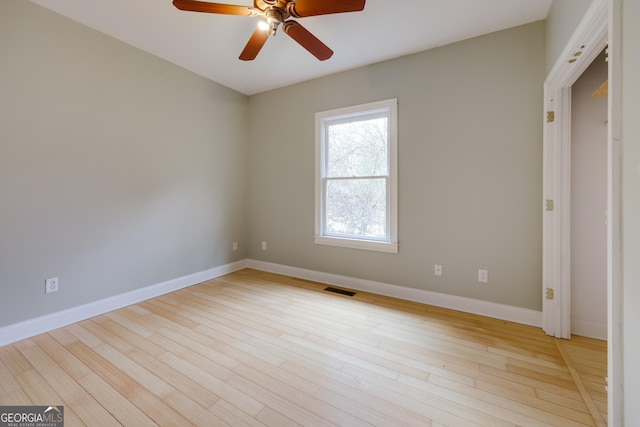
{"left": 173, "top": 0, "right": 366, "bottom": 61}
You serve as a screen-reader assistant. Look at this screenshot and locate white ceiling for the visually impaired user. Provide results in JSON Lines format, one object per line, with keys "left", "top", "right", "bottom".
{"left": 30, "top": 0, "right": 553, "bottom": 95}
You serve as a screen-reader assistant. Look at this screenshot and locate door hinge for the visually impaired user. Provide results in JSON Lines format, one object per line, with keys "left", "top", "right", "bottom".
{"left": 546, "top": 111, "right": 555, "bottom": 123}
{"left": 546, "top": 199, "right": 554, "bottom": 211}
{"left": 545, "top": 288, "right": 555, "bottom": 300}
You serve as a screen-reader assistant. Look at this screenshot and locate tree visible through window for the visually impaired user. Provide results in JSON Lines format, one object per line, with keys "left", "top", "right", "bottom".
{"left": 315, "top": 99, "right": 398, "bottom": 252}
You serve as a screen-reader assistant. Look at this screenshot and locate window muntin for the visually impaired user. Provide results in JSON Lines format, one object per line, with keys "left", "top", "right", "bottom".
{"left": 315, "top": 99, "right": 398, "bottom": 252}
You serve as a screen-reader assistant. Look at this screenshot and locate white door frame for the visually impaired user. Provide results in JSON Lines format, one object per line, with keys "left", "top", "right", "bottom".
{"left": 542, "top": 0, "right": 623, "bottom": 424}
{"left": 542, "top": 0, "right": 607, "bottom": 339}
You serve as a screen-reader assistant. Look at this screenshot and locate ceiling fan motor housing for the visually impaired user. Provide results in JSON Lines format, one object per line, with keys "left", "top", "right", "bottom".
{"left": 265, "top": 8, "right": 284, "bottom": 35}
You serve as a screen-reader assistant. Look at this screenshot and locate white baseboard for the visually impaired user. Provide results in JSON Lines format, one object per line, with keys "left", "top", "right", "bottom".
{"left": 0, "top": 258, "right": 543, "bottom": 348}
{"left": 571, "top": 319, "right": 607, "bottom": 341}
{"left": 0, "top": 260, "right": 248, "bottom": 347}
{"left": 247, "top": 259, "right": 543, "bottom": 328}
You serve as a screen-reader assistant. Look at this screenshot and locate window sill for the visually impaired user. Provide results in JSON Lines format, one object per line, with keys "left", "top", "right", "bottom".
{"left": 314, "top": 235, "right": 398, "bottom": 253}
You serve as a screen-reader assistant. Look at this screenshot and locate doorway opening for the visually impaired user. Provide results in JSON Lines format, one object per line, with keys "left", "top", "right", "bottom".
{"left": 541, "top": 0, "right": 623, "bottom": 423}
{"left": 570, "top": 48, "right": 608, "bottom": 341}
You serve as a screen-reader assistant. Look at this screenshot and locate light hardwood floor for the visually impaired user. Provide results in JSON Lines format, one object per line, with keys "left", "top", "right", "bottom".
{"left": 0, "top": 269, "right": 607, "bottom": 426}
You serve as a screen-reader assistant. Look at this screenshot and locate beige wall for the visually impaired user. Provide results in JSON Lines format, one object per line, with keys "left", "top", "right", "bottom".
{"left": 0, "top": 0, "right": 249, "bottom": 327}
{"left": 248, "top": 22, "right": 546, "bottom": 310}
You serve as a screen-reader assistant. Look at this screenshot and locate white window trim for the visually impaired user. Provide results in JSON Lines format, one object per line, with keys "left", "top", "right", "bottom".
{"left": 314, "top": 98, "right": 398, "bottom": 253}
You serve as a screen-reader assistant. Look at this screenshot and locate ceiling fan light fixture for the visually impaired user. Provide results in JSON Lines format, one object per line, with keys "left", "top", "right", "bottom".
{"left": 257, "top": 20, "right": 270, "bottom": 32}
{"left": 172, "top": 0, "right": 366, "bottom": 61}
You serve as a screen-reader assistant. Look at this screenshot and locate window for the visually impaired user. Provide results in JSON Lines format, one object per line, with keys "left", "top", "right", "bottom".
{"left": 315, "top": 98, "right": 398, "bottom": 253}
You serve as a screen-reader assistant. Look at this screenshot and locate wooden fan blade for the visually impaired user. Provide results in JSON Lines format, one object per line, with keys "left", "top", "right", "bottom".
{"left": 239, "top": 28, "right": 270, "bottom": 61}
{"left": 286, "top": 0, "right": 365, "bottom": 18}
{"left": 282, "top": 21, "right": 333, "bottom": 60}
{"left": 173, "top": 0, "right": 257, "bottom": 16}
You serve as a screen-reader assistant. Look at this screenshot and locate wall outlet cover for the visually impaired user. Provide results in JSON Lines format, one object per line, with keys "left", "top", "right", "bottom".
{"left": 45, "top": 277, "right": 59, "bottom": 293}
{"left": 478, "top": 269, "right": 489, "bottom": 283}
{"left": 434, "top": 264, "right": 443, "bottom": 276}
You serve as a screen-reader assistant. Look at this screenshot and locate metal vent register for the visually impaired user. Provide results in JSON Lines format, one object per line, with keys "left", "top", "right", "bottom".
{"left": 324, "top": 287, "right": 356, "bottom": 297}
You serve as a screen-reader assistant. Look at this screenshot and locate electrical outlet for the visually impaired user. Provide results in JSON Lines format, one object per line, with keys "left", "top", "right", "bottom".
{"left": 261, "top": 241, "right": 267, "bottom": 250}
{"left": 45, "top": 277, "right": 59, "bottom": 293}
{"left": 434, "top": 264, "right": 443, "bottom": 276}
{"left": 478, "top": 269, "right": 489, "bottom": 283}
{"left": 232, "top": 241, "right": 238, "bottom": 251}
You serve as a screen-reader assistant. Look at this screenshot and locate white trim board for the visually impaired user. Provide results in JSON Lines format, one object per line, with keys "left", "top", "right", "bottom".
{"left": 571, "top": 320, "right": 607, "bottom": 341}
{"left": 542, "top": 0, "right": 608, "bottom": 340}
{"left": 0, "top": 258, "right": 542, "bottom": 348}
{"left": 0, "top": 260, "right": 248, "bottom": 347}
{"left": 247, "top": 260, "right": 543, "bottom": 328}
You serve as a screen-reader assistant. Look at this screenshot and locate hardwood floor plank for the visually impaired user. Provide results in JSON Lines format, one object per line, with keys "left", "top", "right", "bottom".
{"left": 0, "top": 269, "right": 606, "bottom": 426}
{"left": 65, "top": 341, "right": 141, "bottom": 398}
{"left": 282, "top": 360, "right": 434, "bottom": 427}
{"left": 282, "top": 333, "right": 401, "bottom": 381}
{"left": 0, "top": 389, "right": 33, "bottom": 405}
{"left": 0, "top": 358, "right": 21, "bottom": 394}
{"left": 149, "top": 331, "right": 236, "bottom": 381}
{"left": 76, "top": 373, "right": 158, "bottom": 427}
{"left": 309, "top": 333, "right": 432, "bottom": 381}
{"left": 244, "top": 331, "right": 346, "bottom": 371}
{"left": 13, "top": 340, "right": 73, "bottom": 397}
{"left": 535, "top": 388, "right": 592, "bottom": 413}
{"left": 254, "top": 407, "right": 302, "bottom": 427}
{"left": 125, "top": 386, "right": 194, "bottom": 427}
{"left": 155, "top": 326, "right": 242, "bottom": 369}
{"left": 65, "top": 339, "right": 193, "bottom": 425}
{"left": 233, "top": 363, "right": 372, "bottom": 427}
{"left": 105, "top": 311, "right": 154, "bottom": 339}
{"left": 31, "top": 333, "right": 93, "bottom": 380}
{"left": 15, "top": 369, "right": 61, "bottom": 405}
{"left": 341, "top": 364, "right": 487, "bottom": 427}
{"left": 16, "top": 340, "right": 121, "bottom": 426}
{"left": 314, "top": 386, "right": 429, "bottom": 427}
{"left": 0, "top": 344, "right": 33, "bottom": 377}
{"left": 556, "top": 339, "right": 607, "bottom": 427}
{"left": 479, "top": 364, "right": 585, "bottom": 399}
{"left": 125, "top": 348, "right": 220, "bottom": 408}
{"left": 158, "top": 352, "right": 265, "bottom": 417}
{"left": 209, "top": 398, "right": 268, "bottom": 427}
{"left": 163, "top": 390, "right": 225, "bottom": 426}
{"left": 91, "top": 341, "right": 175, "bottom": 399}
{"left": 227, "top": 373, "right": 344, "bottom": 427}
{"left": 64, "top": 322, "right": 105, "bottom": 348}
{"left": 426, "top": 372, "right": 595, "bottom": 426}
{"left": 94, "top": 318, "right": 165, "bottom": 357}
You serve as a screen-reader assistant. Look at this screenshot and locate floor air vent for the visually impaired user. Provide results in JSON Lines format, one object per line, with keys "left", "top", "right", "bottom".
{"left": 324, "top": 287, "right": 356, "bottom": 297}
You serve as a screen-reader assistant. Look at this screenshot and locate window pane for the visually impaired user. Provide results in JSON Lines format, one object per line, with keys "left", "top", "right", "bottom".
{"left": 327, "top": 117, "right": 388, "bottom": 177}
{"left": 325, "top": 178, "right": 387, "bottom": 239}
